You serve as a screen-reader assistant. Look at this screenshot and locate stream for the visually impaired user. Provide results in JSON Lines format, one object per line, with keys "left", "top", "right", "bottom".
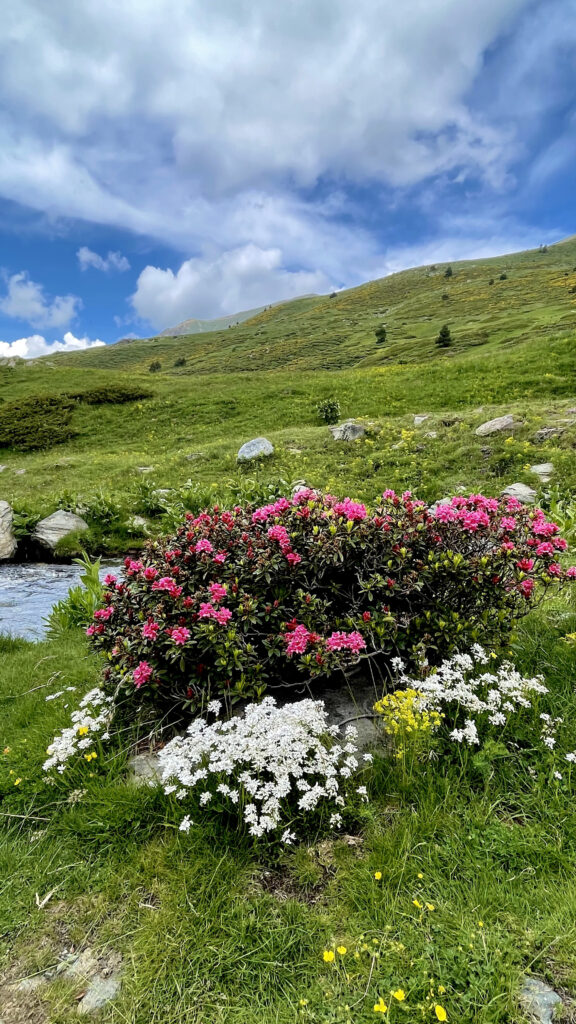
{"left": 0, "top": 561, "right": 122, "bottom": 640}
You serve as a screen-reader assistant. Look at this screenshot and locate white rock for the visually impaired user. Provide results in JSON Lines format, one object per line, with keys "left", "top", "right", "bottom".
{"left": 501, "top": 482, "right": 538, "bottom": 504}
{"left": 475, "top": 414, "right": 516, "bottom": 436}
{"left": 78, "top": 973, "right": 122, "bottom": 1015}
{"left": 237, "top": 437, "right": 274, "bottom": 462}
{"left": 414, "top": 414, "right": 429, "bottom": 426}
{"left": 0, "top": 501, "right": 17, "bottom": 560}
{"left": 329, "top": 421, "right": 366, "bottom": 441}
{"left": 32, "top": 510, "right": 89, "bottom": 551}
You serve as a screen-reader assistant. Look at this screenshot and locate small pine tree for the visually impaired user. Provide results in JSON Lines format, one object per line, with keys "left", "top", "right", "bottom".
{"left": 441, "top": 293, "right": 449, "bottom": 301}
{"left": 374, "top": 325, "right": 387, "bottom": 344}
{"left": 435, "top": 324, "right": 452, "bottom": 348}
{"left": 488, "top": 279, "right": 494, "bottom": 286}
{"left": 499, "top": 273, "right": 507, "bottom": 281}
{"left": 174, "top": 356, "right": 187, "bottom": 367}
{"left": 444, "top": 266, "right": 453, "bottom": 278}
{"left": 149, "top": 359, "right": 162, "bottom": 373}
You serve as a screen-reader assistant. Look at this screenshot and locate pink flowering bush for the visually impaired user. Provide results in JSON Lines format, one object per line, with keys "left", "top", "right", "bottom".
{"left": 88, "top": 489, "right": 575, "bottom": 716}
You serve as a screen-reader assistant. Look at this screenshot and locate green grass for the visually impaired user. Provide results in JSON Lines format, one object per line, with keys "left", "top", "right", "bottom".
{"left": 2, "top": 608, "right": 576, "bottom": 1023}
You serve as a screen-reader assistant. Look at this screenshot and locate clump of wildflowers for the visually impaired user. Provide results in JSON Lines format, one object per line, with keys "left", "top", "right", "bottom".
{"left": 43, "top": 689, "right": 113, "bottom": 773}
{"left": 87, "top": 488, "right": 575, "bottom": 718}
{"left": 158, "top": 696, "right": 366, "bottom": 841}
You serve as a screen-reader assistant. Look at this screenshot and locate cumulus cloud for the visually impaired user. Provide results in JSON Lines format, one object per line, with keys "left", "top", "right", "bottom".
{"left": 131, "top": 244, "right": 333, "bottom": 327}
{"left": 0, "top": 271, "right": 81, "bottom": 329}
{"left": 77, "top": 246, "right": 130, "bottom": 272}
{"left": 0, "top": 331, "right": 105, "bottom": 359}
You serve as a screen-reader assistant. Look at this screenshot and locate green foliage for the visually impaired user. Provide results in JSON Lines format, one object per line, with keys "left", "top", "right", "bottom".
{"left": 435, "top": 324, "right": 452, "bottom": 348}
{"left": 45, "top": 553, "right": 104, "bottom": 638}
{"left": 174, "top": 356, "right": 187, "bottom": 367}
{"left": 374, "top": 324, "right": 387, "bottom": 344}
{"left": 315, "top": 397, "right": 341, "bottom": 424}
{"left": 444, "top": 265, "right": 453, "bottom": 278}
{"left": 149, "top": 359, "right": 162, "bottom": 373}
{"left": 0, "top": 394, "right": 77, "bottom": 451}
{"left": 70, "top": 384, "right": 152, "bottom": 404}
{"left": 499, "top": 273, "right": 508, "bottom": 281}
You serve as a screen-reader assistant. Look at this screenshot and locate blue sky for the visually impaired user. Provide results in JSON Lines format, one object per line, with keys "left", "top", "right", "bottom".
{"left": 0, "top": 0, "right": 575, "bottom": 357}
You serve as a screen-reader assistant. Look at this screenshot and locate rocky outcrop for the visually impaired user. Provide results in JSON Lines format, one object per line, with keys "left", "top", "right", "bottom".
{"left": 475, "top": 414, "right": 516, "bottom": 436}
{"left": 0, "top": 501, "right": 17, "bottom": 560}
{"left": 413, "top": 414, "right": 429, "bottom": 426}
{"left": 32, "top": 510, "right": 89, "bottom": 552}
{"left": 530, "top": 462, "right": 554, "bottom": 483}
{"left": 237, "top": 437, "right": 274, "bottom": 462}
{"left": 329, "top": 421, "right": 366, "bottom": 441}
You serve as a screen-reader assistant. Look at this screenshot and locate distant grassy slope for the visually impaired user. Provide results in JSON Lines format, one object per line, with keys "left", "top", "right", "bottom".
{"left": 44, "top": 235, "right": 576, "bottom": 376}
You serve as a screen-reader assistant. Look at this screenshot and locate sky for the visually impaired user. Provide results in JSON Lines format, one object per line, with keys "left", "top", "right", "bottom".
{"left": 0, "top": 0, "right": 575, "bottom": 358}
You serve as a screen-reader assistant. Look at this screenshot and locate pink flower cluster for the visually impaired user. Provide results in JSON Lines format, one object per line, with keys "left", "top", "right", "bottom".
{"left": 266, "top": 524, "right": 302, "bottom": 566}
{"left": 325, "top": 631, "right": 366, "bottom": 653}
{"left": 283, "top": 624, "right": 365, "bottom": 657}
{"left": 333, "top": 498, "right": 367, "bottom": 521}
{"left": 168, "top": 626, "right": 190, "bottom": 645}
{"left": 133, "top": 660, "right": 153, "bottom": 688}
{"left": 198, "top": 603, "right": 233, "bottom": 625}
{"left": 151, "top": 576, "right": 183, "bottom": 598}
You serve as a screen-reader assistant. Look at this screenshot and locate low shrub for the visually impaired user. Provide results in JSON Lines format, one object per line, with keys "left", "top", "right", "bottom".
{"left": 70, "top": 384, "right": 152, "bottom": 404}
{"left": 316, "top": 398, "right": 341, "bottom": 424}
{"left": 0, "top": 395, "right": 77, "bottom": 450}
{"left": 45, "top": 555, "right": 104, "bottom": 638}
{"left": 88, "top": 489, "right": 575, "bottom": 717}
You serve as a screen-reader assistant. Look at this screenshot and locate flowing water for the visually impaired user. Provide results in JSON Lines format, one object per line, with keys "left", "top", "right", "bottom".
{"left": 0, "top": 561, "right": 122, "bottom": 640}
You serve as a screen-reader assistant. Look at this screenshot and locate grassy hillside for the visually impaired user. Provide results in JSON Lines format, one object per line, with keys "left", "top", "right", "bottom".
{"left": 0, "top": 237, "right": 574, "bottom": 551}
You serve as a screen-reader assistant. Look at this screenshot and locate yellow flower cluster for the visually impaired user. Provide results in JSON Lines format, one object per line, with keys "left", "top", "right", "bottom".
{"left": 373, "top": 688, "right": 442, "bottom": 736}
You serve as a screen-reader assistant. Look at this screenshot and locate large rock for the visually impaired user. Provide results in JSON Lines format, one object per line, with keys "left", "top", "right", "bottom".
{"left": 475, "top": 414, "right": 515, "bottom": 436}
{"left": 32, "top": 510, "right": 89, "bottom": 551}
{"left": 501, "top": 482, "right": 537, "bottom": 504}
{"left": 413, "top": 414, "right": 429, "bottom": 426}
{"left": 237, "top": 437, "right": 274, "bottom": 462}
{"left": 0, "top": 501, "right": 17, "bottom": 560}
{"left": 329, "top": 420, "right": 366, "bottom": 441}
{"left": 530, "top": 462, "right": 554, "bottom": 483}
{"left": 519, "top": 977, "right": 563, "bottom": 1024}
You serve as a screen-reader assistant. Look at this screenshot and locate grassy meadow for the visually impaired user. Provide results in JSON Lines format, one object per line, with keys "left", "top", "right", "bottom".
{"left": 1, "top": 238, "right": 576, "bottom": 1021}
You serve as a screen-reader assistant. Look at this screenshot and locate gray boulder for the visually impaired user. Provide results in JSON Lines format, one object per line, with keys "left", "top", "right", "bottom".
{"left": 475, "top": 414, "right": 515, "bottom": 436}
{"left": 501, "top": 482, "right": 537, "bottom": 504}
{"left": 519, "top": 977, "right": 563, "bottom": 1024}
{"left": 329, "top": 420, "right": 366, "bottom": 441}
{"left": 237, "top": 437, "right": 274, "bottom": 462}
{"left": 530, "top": 462, "right": 554, "bottom": 483}
{"left": 32, "top": 510, "right": 89, "bottom": 552}
{"left": 414, "top": 414, "right": 429, "bottom": 426}
{"left": 0, "top": 501, "right": 17, "bottom": 560}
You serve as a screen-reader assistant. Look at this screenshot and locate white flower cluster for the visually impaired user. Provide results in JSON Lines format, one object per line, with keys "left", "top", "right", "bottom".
{"left": 158, "top": 695, "right": 365, "bottom": 840}
{"left": 392, "top": 646, "right": 548, "bottom": 747}
{"left": 43, "top": 689, "right": 113, "bottom": 773}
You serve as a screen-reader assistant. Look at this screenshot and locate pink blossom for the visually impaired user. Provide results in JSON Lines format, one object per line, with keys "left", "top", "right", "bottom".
{"left": 519, "top": 579, "right": 535, "bottom": 598}
{"left": 382, "top": 489, "right": 397, "bottom": 500}
{"left": 133, "top": 661, "right": 153, "bottom": 688}
{"left": 532, "top": 520, "right": 559, "bottom": 537}
{"left": 143, "top": 566, "right": 158, "bottom": 581}
{"left": 103, "top": 574, "right": 117, "bottom": 586}
{"left": 548, "top": 563, "right": 562, "bottom": 576}
{"left": 214, "top": 607, "right": 232, "bottom": 625}
{"left": 333, "top": 498, "right": 367, "bottom": 521}
{"left": 169, "top": 626, "right": 190, "bottom": 644}
{"left": 285, "top": 551, "right": 302, "bottom": 565}
{"left": 195, "top": 539, "right": 214, "bottom": 554}
{"left": 566, "top": 567, "right": 576, "bottom": 578}
{"left": 267, "top": 524, "right": 290, "bottom": 547}
{"left": 326, "top": 631, "right": 366, "bottom": 653}
{"left": 500, "top": 517, "right": 517, "bottom": 531}
{"left": 535, "top": 542, "right": 555, "bottom": 557}
{"left": 126, "top": 560, "right": 143, "bottom": 575}
{"left": 85, "top": 625, "right": 96, "bottom": 636}
{"left": 284, "top": 624, "right": 311, "bottom": 655}
{"left": 94, "top": 606, "right": 114, "bottom": 621}
{"left": 209, "top": 582, "right": 228, "bottom": 602}
{"left": 516, "top": 558, "right": 534, "bottom": 572}
{"left": 151, "top": 577, "right": 182, "bottom": 598}
{"left": 213, "top": 552, "right": 227, "bottom": 563}
{"left": 198, "top": 602, "right": 216, "bottom": 619}
{"left": 142, "top": 620, "right": 160, "bottom": 640}
{"left": 501, "top": 541, "right": 515, "bottom": 551}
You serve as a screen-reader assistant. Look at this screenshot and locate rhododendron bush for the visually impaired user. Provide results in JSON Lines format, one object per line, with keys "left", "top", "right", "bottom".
{"left": 88, "top": 489, "right": 575, "bottom": 716}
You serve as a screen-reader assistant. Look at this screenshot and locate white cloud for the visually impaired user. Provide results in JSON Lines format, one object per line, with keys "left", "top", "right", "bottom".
{"left": 0, "top": 0, "right": 533, "bottom": 247}
{"left": 0, "top": 271, "right": 81, "bottom": 328}
{"left": 77, "top": 246, "right": 130, "bottom": 272}
{"left": 0, "top": 330, "right": 105, "bottom": 359}
{"left": 132, "top": 244, "right": 332, "bottom": 327}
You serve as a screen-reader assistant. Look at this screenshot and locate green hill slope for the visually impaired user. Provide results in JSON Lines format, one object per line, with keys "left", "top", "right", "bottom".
{"left": 0, "top": 236, "right": 575, "bottom": 553}
{"left": 47, "top": 235, "right": 576, "bottom": 376}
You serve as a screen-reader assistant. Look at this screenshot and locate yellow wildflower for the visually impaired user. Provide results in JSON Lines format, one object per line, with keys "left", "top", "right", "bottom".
{"left": 337, "top": 946, "right": 347, "bottom": 956}
{"left": 426, "top": 903, "right": 435, "bottom": 911}
{"left": 435, "top": 1005, "right": 447, "bottom": 1021}
{"left": 478, "top": 921, "right": 484, "bottom": 928}
{"left": 392, "top": 989, "right": 406, "bottom": 1001}
{"left": 438, "top": 986, "right": 446, "bottom": 995}
{"left": 374, "top": 871, "right": 382, "bottom": 880}
{"left": 14, "top": 778, "right": 21, "bottom": 786}
{"left": 77, "top": 725, "right": 89, "bottom": 736}
{"left": 413, "top": 899, "right": 422, "bottom": 909}
{"left": 323, "top": 950, "right": 335, "bottom": 963}
{"left": 373, "top": 997, "right": 388, "bottom": 1013}
{"left": 417, "top": 872, "right": 424, "bottom": 879}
